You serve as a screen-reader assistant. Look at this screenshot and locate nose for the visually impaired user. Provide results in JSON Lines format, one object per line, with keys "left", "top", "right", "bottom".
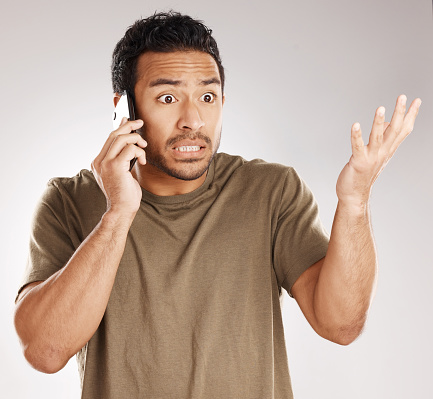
{"left": 177, "top": 100, "right": 205, "bottom": 131}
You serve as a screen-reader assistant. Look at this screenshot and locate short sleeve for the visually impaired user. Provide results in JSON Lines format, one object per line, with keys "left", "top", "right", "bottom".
{"left": 273, "top": 168, "right": 329, "bottom": 297}
{"left": 17, "top": 181, "right": 76, "bottom": 297}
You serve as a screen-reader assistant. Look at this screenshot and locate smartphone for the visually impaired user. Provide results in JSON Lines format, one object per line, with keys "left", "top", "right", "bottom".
{"left": 112, "top": 92, "right": 138, "bottom": 170}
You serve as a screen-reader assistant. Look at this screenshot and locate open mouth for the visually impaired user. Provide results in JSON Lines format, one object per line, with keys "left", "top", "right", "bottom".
{"left": 171, "top": 144, "right": 207, "bottom": 160}
{"left": 174, "top": 145, "right": 203, "bottom": 152}
{"left": 168, "top": 134, "right": 210, "bottom": 159}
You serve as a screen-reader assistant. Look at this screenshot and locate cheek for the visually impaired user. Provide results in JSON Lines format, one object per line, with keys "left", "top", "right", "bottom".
{"left": 203, "top": 103, "right": 223, "bottom": 123}
{"left": 140, "top": 103, "right": 169, "bottom": 125}
{"left": 140, "top": 107, "right": 174, "bottom": 141}
{"left": 209, "top": 109, "right": 223, "bottom": 132}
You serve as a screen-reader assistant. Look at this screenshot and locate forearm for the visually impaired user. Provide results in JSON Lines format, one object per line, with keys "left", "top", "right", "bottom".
{"left": 314, "top": 200, "right": 378, "bottom": 344}
{"left": 14, "top": 209, "right": 134, "bottom": 373}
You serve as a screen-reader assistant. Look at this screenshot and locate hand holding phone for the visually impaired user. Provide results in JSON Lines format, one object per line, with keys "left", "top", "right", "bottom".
{"left": 112, "top": 92, "right": 139, "bottom": 170}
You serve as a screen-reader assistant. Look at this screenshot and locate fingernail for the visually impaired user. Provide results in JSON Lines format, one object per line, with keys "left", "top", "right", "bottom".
{"left": 400, "top": 95, "right": 407, "bottom": 105}
{"left": 353, "top": 123, "right": 360, "bottom": 131}
{"left": 378, "top": 106, "right": 385, "bottom": 116}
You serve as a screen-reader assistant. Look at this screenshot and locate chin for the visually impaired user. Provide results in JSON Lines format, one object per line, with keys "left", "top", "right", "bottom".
{"left": 149, "top": 154, "right": 215, "bottom": 181}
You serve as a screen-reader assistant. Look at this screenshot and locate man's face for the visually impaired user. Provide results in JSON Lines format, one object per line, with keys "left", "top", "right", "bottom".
{"left": 133, "top": 51, "right": 224, "bottom": 181}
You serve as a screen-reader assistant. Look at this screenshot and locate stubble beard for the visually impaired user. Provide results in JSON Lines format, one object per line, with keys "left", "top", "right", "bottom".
{"left": 144, "top": 130, "right": 221, "bottom": 181}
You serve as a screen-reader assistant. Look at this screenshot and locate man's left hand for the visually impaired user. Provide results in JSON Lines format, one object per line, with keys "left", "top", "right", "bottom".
{"left": 336, "top": 94, "right": 422, "bottom": 209}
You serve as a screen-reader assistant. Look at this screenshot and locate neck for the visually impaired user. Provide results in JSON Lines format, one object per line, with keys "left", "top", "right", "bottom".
{"left": 132, "top": 163, "right": 208, "bottom": 196}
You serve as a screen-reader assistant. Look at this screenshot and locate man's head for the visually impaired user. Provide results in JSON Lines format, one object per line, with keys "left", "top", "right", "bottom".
{"left": 111, "top": 11, "right": 225, "bottom": 98}
{"left": 111, "top": 12, "right": 225, "bottom": 186}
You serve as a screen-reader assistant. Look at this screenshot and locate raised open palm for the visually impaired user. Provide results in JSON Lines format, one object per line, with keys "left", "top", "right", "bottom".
{"left": 336, "top": 94, "right": 422, "bottom": 207}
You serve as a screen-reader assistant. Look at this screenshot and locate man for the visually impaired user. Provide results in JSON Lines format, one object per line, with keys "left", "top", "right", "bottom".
{"left": 14, "top": 11, "right": 421, "bottom": 399}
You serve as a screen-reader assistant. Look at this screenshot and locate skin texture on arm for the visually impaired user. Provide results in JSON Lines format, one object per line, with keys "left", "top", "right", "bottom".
{"left": 14, "top": 118, "right": 147, "bottom": 373}
{"left": 292, "top": 94, "right": 422, "bottom": 345}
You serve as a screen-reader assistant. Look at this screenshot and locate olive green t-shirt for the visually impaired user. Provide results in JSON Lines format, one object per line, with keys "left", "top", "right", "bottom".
{"left": 20, "top": 153, "right": 329, "bottom": 399}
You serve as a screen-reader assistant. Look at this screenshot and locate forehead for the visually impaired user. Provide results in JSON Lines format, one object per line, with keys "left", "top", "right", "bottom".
{"left": 135, "top": 51, "right": 220, "bottom": 87}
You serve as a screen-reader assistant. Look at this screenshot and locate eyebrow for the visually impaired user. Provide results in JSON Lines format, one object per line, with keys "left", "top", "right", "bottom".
{"left": 148, "top": 77, "right": 221, "bottom": 88}
{"left": 199, "top": 77, "right": 221, "bottom": 86}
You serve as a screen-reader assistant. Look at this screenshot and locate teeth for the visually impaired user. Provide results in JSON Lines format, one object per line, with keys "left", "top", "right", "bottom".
{"left": 175, "top": 146, "right": 201, "bottom": 152}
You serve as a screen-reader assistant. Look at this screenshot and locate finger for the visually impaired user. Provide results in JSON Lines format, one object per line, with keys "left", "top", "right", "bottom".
{"left": 105, "top": 133, "right": 147, "bottom": 162}
{"left": 351, "top": 122, "right": 365, "bottom": 158}
{"left": 112, "top": 144, "right": 146, "bottom": 170}
{"left": 367, "top": 106, "right": 385, "bottom": 155}
{"left": 383, "top": 94, "right": 407, "bottom": 149}
{"left": 103, "top": 119, "right": 144, "bottom": 152}
{"left": 93, "top": 120, "right": 144, "bottom": 169}
{"left": 136, "top": 150, "right": 147, "bottom": 166}
{"left": 116, "top": 119, "right": 143, "bottom": 133}
{"left": 400, "top": 98, "right": 421, "bottom": 138}
{"left": 388, "top": 97, "right": 421, "bottom": 156}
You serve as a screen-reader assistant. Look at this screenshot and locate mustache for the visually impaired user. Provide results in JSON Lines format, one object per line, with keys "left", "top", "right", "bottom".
{"left": 165, "top": 132, "right": 212, "bottom": 148}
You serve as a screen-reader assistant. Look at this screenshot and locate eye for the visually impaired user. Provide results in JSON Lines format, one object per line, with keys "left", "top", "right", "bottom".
{"left": 201, "top": 92, "right": 216, "bottom": 103}
{"left": 158, "top": 94, "right": 177, "bottom": 104}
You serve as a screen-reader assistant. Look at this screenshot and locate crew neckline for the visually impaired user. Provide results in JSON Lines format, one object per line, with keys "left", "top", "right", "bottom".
{"left": 140, "top": 158, "right": 216, "bottom": 205}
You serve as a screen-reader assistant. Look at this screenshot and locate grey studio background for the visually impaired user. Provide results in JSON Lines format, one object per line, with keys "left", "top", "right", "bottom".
{"left": 1, "top": 0, "right": 432, "bottom": 398}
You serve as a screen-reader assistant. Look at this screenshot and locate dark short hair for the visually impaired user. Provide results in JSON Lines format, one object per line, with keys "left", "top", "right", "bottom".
{"left": 111, "top": 11, "right": 225, "bottom": 98}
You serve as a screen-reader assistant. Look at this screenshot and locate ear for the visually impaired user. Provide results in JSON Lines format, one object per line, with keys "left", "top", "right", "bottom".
{"left": 113, "top": 93, "right": 122, "bottom": 107}
{"left": 222, "top": 94, "right": 226, "bottom": 106}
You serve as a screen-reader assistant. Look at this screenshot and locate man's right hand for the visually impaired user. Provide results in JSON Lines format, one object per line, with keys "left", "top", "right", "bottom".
{"left": 91, "top": 118, "right": 147, "bottom": 215}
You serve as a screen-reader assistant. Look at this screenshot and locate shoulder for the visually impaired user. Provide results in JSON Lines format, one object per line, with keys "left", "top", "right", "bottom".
{"left": 209, "top": 154, "right": 313, "bottom": 220}
{"left": 46, "top": 169, "right": 99, "bottom": 197}
{"left": 37, "top": 169, "right": 105, "bottom": 226}
{"left": 214, "top": 152, "right": 297, "bottom": 183}
{"left": 42, "top": 169, "right": 103, "bottom": 206}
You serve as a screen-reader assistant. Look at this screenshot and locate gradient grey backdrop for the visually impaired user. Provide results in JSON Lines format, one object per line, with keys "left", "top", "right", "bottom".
{"left": 1, "top": 0, "right": 432, "bottom": 398}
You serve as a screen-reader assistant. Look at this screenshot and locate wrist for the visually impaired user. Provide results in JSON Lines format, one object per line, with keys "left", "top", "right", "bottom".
{"left": 336, "top": 198, "right": 370, "bottom": 218}
{"left": 101, "top": 207, "right": 137, "bottom": 231}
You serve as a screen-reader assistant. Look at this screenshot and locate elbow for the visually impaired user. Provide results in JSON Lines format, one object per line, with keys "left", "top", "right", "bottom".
{"left": 315, "top": 314, "right": 367, "bottom": 346}
{"left": 15, "top": 313, "right": 68, "bottom": 374}
{"left": 326, "top": 320, "right": 366, "bottom": 346}
{"left": 22, "top": 343, "right": 69, "bottom": 374}
{"left": 331, "top": 331, "right": 361, "bottom": 346}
